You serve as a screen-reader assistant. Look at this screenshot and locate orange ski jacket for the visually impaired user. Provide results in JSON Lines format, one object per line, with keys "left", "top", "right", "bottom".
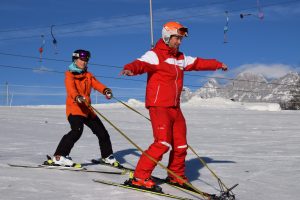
{"left": 65, "top": 71, "right": 107, "bottom": 117}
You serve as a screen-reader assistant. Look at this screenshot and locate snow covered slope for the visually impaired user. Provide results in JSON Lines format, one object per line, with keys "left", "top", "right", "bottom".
{"left": 0, "top": 99, "right": 299, "bottom": 200}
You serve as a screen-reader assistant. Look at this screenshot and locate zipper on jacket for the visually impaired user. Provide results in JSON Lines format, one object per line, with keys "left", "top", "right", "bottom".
{"left": 83, "top": 78, "right": 88, "bottom": 98}
{"left": 174, "top": 61, "right": 178, "bottom": 106}
{"left": 154, "top": 84, "right": 160, "bottom": 104}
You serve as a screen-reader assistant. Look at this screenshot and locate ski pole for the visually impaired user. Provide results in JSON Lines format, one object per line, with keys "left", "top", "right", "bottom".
{"left": 112, "top": 96, "right": 150, "bottom": 121}
{"left": 88, "top": 104, "right": 211, "bottom": 199}
{"left": 112, "top": 96, "right": 231, "bottom": 192}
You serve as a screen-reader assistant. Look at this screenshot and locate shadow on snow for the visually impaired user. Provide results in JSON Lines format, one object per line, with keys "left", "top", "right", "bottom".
{"left": 113, "top": 148, "right": 235, "bottom": 185}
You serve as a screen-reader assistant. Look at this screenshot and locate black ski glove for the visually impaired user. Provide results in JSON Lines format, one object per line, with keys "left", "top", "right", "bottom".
{"left": 75, "top": 95, "right": 86, "bottom": 103}
{"left": 103, "top": 88, "right": 113, "bottom": 100}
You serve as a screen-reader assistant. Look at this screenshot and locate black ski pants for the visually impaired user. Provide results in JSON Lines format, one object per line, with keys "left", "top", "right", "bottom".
{"left": 54, "top": 114, "right": 113, "bottom": 158}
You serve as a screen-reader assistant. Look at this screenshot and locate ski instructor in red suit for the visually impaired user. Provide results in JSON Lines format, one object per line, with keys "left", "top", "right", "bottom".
{"left": 121, "top": 21, "right": 228, "bottom": 191}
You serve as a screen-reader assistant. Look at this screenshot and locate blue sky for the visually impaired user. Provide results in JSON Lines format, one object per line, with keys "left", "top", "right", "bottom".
{"left": 1, "top": 0, "right": 300, "bottom": 105}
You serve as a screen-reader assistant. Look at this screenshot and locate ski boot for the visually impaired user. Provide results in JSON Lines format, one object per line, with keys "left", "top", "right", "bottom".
{"left": 125, "top": 171, "right": 162, "bottom": 193}
{"left": 101, "top": 154, "right": 121, "bottom": 168}
{"left": 46, "top": 155, "right": 81, "bottom": 168}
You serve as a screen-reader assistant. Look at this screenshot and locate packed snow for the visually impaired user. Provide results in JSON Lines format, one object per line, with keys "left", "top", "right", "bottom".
{"left": 0, "top": 97, "right": 299, "bottom": 200}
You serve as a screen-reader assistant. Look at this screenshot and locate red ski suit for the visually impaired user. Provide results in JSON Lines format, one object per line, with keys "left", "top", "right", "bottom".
{"left": 124, "top": 39, "right": 223, "bottom": 179}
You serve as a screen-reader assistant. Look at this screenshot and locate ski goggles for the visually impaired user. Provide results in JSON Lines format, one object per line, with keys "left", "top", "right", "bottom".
{"left": 177, "top": 27, "right": 188, "bottom": 37}
{"left": 72, "top": 52, "right": 90, "bottom": 61}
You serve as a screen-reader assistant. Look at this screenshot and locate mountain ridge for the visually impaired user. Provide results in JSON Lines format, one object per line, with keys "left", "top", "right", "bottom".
{"left": 181, "top": 71, "right": 300, "bottom": 104}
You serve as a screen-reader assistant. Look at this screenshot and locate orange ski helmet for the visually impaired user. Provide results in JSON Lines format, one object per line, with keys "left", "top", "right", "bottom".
{"left": 162, "top": 21, "right": 188, "bottom": 44}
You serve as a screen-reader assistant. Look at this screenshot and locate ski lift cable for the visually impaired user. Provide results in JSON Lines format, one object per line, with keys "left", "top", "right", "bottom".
{"left": 1, "top": 0, "right": 299, "bottom": 41}
{"left": 0, "top": 0, "right": 236, "bottom": 34}
{"left": 0, "top": 64, "right": 298, "bottom": 97}
{"left": 0, "top": 52, "right": 298, "bottom": 88}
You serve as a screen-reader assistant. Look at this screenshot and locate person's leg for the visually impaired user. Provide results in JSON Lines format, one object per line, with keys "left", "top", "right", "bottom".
{"left": 54, "top": 115, "right": 85, "bottom": 156}
{"left": 167, "top": 108, "right": 188, "bottom": 179}
{"left": 134, "top": 107, "right": 173, "bottom": 179}
{"left": 85, "top": 115, "right": 113, "bottom": 159}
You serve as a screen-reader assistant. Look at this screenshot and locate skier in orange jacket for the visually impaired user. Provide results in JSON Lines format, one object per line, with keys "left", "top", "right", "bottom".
{"left": 52, "top": 49, "right": 120, "bottom": 167}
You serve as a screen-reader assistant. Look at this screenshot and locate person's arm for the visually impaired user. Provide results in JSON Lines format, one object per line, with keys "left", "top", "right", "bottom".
{"left": 184, "top": 55, "right": 227, "bottom": 71}
{"left": 120, "top": 51, "right": 158, "bottom": 76}
{"left": 90, "top": 74, "right": 113, "bottom": 99}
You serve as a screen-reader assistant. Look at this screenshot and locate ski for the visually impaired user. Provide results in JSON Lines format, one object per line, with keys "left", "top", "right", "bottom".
{"left": 8, "top": 163, "right": 124, "bottom": 175}
{"left": 151, "top": 176, "right": 211, "bottom": 199}
{"left": 164, "top": 183, "right": 237, "bottom": 200}
{"left": 92, "top": 179, "right": 196, "bottom": 200}
{"left": 91, "top": 158, "right": 134, "bottom": 172}
{"left": 91, "top": 158, "right": 237, "bottom": 200}
{"left": 152, "top": 176, "right": 237, "bottom": 200}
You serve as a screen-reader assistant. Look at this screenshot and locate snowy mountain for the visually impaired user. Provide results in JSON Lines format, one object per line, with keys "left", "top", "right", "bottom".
{"left": 192, "top": 78, "right": 222, "bottom": 99}
{"left": 182, "top": 72, "right": 300, "bottom": 104}
{"left": 180, "top": 86, "right": 193, "bottom": 102}
{"left": 265, "top": 72, "right": 300, "bottom": 102}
